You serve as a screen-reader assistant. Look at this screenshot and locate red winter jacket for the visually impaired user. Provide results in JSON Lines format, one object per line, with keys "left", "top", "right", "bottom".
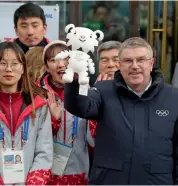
{"left": 0, "top": 92, "right": 52, "bottom": 185}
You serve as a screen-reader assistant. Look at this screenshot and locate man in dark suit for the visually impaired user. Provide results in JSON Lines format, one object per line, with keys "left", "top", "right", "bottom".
{"left": 64, "top": 37, "right": 178, "bottom": 185}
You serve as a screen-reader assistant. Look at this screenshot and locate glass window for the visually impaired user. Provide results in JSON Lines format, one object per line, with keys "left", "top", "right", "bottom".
{"left": 81, "top": 1, "right": 130, "bottom": 42}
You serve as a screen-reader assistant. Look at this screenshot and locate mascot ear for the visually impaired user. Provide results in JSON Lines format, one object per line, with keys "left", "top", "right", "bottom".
{"left": 94, "top": 30, "right": 104, "bottom": 41}
{"left": 65, "top": 24, "right": 75, "bottom": 34}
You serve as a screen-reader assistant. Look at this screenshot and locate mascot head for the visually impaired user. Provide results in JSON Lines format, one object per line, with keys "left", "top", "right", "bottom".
{"left": 65, "top": 24, "right": 104, "bottom": 53}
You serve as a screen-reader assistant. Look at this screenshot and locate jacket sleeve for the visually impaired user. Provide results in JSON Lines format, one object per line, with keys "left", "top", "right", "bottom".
{"left": 64, "top": 80, "right": 102, "bottom": 120}
{"left": 87, "top": 120, "right": 97, "bottom": 148}
{"left": 26, "top": 105, "right": 53, "bottom": 185}
{"left": 87, "top": 120, "right": 97, "bottom": 157}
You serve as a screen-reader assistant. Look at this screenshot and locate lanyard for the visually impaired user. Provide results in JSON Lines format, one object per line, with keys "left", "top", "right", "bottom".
{"left": 0, "top": 126, "right": 4, "bottom": 148}
{"left": 71, "top": 116, "right": 78, "bottom": 146}
{"left": 23, "top": 116, "right": 29, "bottom": 142}
{"left": 63, "top": 110, "right": 78, "bottom": 145}
{"left": 72, "top": 116, "right": 78, "bottom": 136}
{"left": 0, "top": 126, "right": 3, "bottom": 140}
{"left": 0, "top": 116, "right": 30, "bottom": 149}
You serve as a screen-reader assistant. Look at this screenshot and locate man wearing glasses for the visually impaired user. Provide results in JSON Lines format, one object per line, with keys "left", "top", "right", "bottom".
{"left": 64, "top": 37, "right": 178, "bottom": 185}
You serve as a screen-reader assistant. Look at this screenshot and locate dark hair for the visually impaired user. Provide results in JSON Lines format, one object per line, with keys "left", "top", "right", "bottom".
{"left": 14, "top": 2, "right": 46, "bottom": 27}
{"left": 44, "top": 44, "right": 69, "bottom": 65}
{"left": 0, "top": 42, "right": 47, "bottom": 118}
{"left": 93, "top": 3, "right": 109, "bottom": 14}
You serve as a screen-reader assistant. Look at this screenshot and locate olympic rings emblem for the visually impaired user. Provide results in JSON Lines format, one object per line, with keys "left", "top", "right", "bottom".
{"left": 156, "top": 110, "right": 169, "bottom": 116}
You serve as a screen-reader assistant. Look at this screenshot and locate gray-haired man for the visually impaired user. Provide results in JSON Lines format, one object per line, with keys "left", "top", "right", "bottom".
{"left": 97, "top": 40, "right": 121, "bottom": 81}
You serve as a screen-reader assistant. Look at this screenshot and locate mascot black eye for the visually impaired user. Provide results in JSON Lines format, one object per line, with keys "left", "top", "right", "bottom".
{"left": 90, "top": 35, "right": 92, "bottom": 38}
{"left": 96, "top": 33, "right": 100, "bottom": 39}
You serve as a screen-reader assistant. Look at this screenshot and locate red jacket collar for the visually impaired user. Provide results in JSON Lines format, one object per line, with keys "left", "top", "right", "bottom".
{"left": 0, "top": 95, "right": 47, "bottom": 132}
{"left": 39, "top": 74, "right": 64, "bottom": 101}
{"left": 0, "top": 91, "right": 22, "bottom": 104}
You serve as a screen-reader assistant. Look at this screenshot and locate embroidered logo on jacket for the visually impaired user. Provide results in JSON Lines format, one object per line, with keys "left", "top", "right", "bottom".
{"left": 156, "top": 110, "right": 169, "bottom": 116}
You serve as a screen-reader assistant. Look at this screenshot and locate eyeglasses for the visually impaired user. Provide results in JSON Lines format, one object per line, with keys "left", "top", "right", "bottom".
{"left": 120, "top": 57, "right": 152, "bottom": 66}
{"left": 0, "top": 60, "right": 22, "bottom": 70}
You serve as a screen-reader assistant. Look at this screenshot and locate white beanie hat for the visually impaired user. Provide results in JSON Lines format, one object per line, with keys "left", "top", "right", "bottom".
{"left": 43, "top": 40, "right": 67, "bottom": 62}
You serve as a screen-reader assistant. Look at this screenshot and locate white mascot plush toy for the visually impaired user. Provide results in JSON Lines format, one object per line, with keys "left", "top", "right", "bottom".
{"left": 55, "top": 24, "right": 104, "bottom": 87}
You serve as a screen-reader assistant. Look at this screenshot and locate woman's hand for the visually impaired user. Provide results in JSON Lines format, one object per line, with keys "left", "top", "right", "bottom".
{"left": 47, "top": 91, "right": 61, "bottom": 120}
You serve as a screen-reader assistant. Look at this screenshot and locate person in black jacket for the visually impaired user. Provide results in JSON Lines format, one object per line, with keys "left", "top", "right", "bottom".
{"left": 13, "top": 2, "right": 49, "bottom": 53}
{"left": 64, "top": 37, "right": 178, "bottom": 185}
